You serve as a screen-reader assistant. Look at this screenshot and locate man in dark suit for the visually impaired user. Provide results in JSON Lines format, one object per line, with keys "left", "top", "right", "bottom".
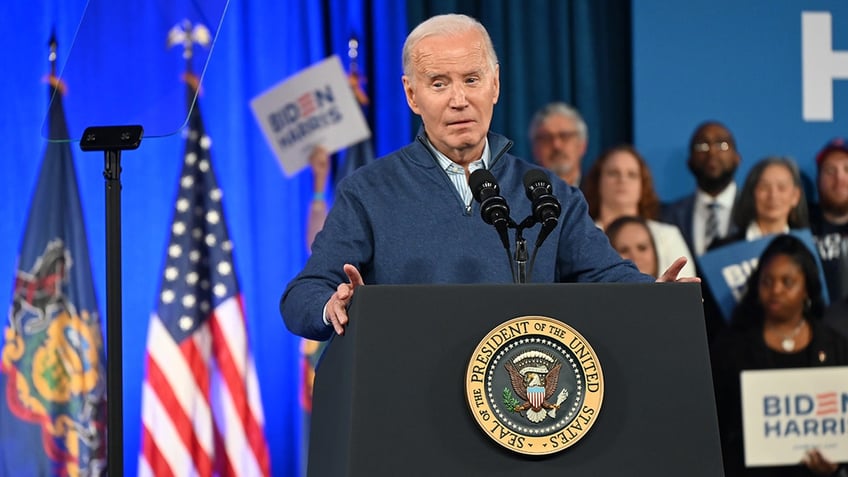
{"left": 662, "top": 121, "right": 741, "bottom": 257}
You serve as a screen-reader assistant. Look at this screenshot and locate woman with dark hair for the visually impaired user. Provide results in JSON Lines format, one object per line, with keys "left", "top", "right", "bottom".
{"left": 582, "top": 145, "right": 695, "bottom": 277}
{"left": 605, "top": 216, "right": 659, "bottom": 277}
{"left": 711, "top": 234, "right": 848, "bottom": 476}
{"left": 715, "top": 156, "right": 809, "bottom": 248}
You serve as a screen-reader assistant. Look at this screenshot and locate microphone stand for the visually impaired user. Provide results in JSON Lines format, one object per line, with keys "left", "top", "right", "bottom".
{"left": 514, "top": 233, "right": 528, "bottom": 284}
{"left": 512, "top": 216, "right": 536, "bottom": 284}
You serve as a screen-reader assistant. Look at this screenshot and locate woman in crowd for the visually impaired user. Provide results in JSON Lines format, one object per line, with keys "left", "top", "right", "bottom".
{"left": 605, "top": 216, "right": 658, "bottom": 277}
{"left": 582, "top": 144, "right": 695, "bottom": 277}
{"left": 715, "top": 156, "right": 809, "bottom": 247}
{"left": 711, "top": 234, "right": 848, "bottom": 476}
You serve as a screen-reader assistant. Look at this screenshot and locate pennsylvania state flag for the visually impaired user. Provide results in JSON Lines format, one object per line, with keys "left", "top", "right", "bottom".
{"left": 0, "top": 83, "right": 107, "bottom": 476}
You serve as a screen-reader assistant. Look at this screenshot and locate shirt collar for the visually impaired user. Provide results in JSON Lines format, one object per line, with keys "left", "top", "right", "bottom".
{"left": 426, "top": 138, "right": 490, "bottom": 173}
{"left": 745, "top": 221, "right": 790, "bottom": 241}
{"left": 695, "top": 182, "right": 737, "bottom": 209}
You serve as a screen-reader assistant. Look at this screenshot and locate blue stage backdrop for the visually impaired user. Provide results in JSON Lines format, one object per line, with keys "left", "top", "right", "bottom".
{"left": 0, "top": 1, "right": 408, "bottom": 475}
{"left": 633, "top": 0, "right": 848, "bottom": 203}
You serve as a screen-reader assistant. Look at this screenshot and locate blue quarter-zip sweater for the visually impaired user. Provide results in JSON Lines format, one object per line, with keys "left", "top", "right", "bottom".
{"left": 281, "top": 131, "right": 653, "bottom": 340}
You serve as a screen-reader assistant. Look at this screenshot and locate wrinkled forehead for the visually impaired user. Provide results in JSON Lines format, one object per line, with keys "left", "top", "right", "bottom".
{"left": 411, "top": 33, "right": 489, "bottom": 72}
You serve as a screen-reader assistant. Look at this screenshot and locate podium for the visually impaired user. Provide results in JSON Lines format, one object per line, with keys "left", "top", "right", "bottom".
{"left": 309, "top": 283, "right": 724, "bottom": 476}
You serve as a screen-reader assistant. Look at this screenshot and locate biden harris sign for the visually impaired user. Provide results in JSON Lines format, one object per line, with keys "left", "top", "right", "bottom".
{"left": 741, "top": 366, "right": 848, "bottom": 467}
{"left": 251, "top": 55, "right": 370, "bottom": 177}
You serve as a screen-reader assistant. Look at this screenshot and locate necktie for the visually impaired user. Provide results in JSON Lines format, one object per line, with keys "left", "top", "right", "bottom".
{"left": 705, "top": 202, "right": 720, "bottom": 248}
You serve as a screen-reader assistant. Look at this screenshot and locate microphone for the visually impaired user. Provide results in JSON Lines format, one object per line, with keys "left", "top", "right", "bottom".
{"left": 523, "top": 169, "right": 562, "bottom": 247}
{"left": 469, "top": 169, "right": 511, "bottom": 250}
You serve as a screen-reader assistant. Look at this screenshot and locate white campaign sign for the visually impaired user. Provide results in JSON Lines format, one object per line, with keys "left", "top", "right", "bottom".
{"left": 250, "top": 55, "right": 370, "bottom": 177}
{"left": 741, "top": 366, "right": 848, "bottom": 467}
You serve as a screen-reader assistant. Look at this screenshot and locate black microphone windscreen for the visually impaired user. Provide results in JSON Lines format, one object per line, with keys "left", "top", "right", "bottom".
{"left": 523, "top": 169, "right": 552, "bottom": 199}
{"left": 469, "top": 169, "right": 499, "bottom": 203}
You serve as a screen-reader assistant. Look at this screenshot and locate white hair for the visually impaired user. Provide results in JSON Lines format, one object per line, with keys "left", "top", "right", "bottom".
{"left": 402, "top": 14, "right": 498, "bottom": 79}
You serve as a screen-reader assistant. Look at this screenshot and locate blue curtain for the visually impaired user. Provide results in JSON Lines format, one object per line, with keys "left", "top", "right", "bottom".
{"left": 407, "top": 0, "right": 633, "bottom": 172}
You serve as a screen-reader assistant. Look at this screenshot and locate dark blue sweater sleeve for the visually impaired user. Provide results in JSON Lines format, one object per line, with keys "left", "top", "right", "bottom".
{"left": 280, "top": 179, "right": 374, "bottom": 341}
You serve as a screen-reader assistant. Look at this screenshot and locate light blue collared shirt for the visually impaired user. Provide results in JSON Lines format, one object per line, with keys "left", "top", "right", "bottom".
{"left": 425, "top": 138, "right": 490, "bottom": 209}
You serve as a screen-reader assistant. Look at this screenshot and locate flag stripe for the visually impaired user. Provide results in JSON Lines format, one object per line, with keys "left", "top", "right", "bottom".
{"left": 187, "top": 326, "right": 213, "bottom": 399}
{"left": 209, "top": 304, "right": 270, "bottom": 474}
{"left": 141, "top": 383, "right": 200, "bottom": 477}
{"left": 210, "top": 299, "right": 247, "bottom": 377}
{"left": 145, "top": 355, "right": 214, "bottom": 477}
{"left": 146, "top": 316, "right": 215, "bottom": 456}
{"left": 212, "top": 424, "right": 236, "bottom": 476}
{"left": 141, "top": 424, "right": 177, "bottom": 477}
{"left": 209, "top": 357, "right": 263, "bottom": 477}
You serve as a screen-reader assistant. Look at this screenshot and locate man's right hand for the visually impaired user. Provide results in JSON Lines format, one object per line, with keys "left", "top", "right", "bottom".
{"left": 325, "top": 264, "right": 364, "bottom": 335}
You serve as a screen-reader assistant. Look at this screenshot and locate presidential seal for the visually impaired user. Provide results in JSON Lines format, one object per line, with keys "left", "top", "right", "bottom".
{"left": 465, "top": 316, "right": 604, "bottom": 455}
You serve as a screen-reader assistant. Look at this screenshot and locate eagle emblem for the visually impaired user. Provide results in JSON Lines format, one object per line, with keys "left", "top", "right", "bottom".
{"left": 503, "top": 350, "right": 569, "bottom": 423}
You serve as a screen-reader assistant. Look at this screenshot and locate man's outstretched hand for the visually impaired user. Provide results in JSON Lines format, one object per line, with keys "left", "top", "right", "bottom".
{"left": 325, "top": 264, "right": 365, "bottom": 335}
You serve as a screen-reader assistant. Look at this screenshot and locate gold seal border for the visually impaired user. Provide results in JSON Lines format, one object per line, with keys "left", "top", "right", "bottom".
{"left": 464, "top": 315, "right": 604, "bottom": 456}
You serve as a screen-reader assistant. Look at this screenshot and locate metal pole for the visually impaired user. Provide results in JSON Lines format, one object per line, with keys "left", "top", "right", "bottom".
{"left": 104, "top": 149, "right": 123, "bottom": 476}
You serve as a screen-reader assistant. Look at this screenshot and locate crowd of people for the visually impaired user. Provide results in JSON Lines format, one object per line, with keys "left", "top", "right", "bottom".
{"left": 284, "top": 12, "right": 848, "bottom": 477}
{"left": 530, "top": 103, "right": 848, "bottom": 476}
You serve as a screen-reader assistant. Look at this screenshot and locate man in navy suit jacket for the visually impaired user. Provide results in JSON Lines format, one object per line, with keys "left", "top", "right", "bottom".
{"left": 662, "top": 121, "right": 741, "bottom": 258}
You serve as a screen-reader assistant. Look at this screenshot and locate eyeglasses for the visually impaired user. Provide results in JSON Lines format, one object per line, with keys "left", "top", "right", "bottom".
{"left": 692, "top": 140, "right": 732, "bottom": 153}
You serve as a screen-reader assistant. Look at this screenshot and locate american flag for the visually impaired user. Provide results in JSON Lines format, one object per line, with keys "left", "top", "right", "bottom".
{"left": 139, "top": 89, "right": 271, "bottom": 477}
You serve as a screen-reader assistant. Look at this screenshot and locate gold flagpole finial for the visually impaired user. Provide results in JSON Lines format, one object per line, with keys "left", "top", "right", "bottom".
{"left": 167, "top": 20, "right": 211, "bottom": 62}
{"left": 167, "top": 20, "right": 211, "bottom": 91}
{"left": 46, "top": 27, "right": 66, "bottom": 94}
{"left": 48, "top": 28, "right": 58, "bottom": 76}
{"left": 347, "top": 35, "right": 369, "bottom": 106}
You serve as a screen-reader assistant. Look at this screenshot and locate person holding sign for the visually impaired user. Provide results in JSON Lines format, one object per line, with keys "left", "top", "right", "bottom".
{"left": 699, "top": 156, "right": 812, "bottom": 340}
{"left": 710, "top": 234, "right": 848, "bottom": 476}
{"left": 279, "top": 14, "right": 697, "bottom": 341}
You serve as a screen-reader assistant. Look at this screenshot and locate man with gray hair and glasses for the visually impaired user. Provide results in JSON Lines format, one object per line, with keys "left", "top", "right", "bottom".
{"left": 528, "top": 102, "right": 588, "bottom": 187}
{"left": 662, "top": 120, "right": 741, "bottom": 257}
